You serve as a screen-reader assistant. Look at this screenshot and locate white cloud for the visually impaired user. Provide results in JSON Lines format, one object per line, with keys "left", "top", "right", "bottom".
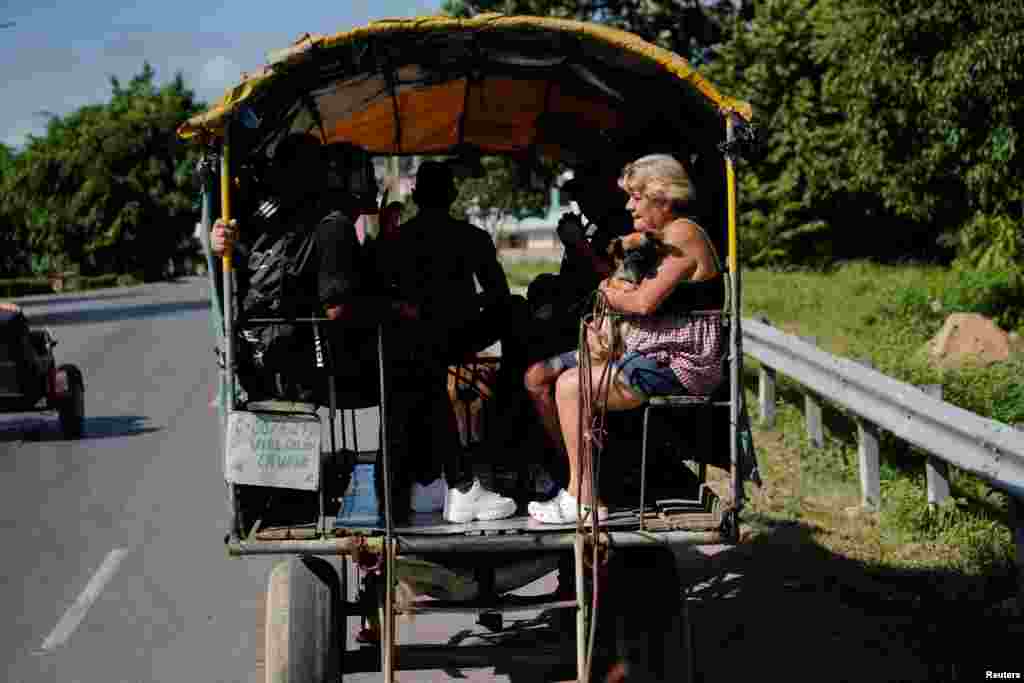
{"left": 199, "top": 55, "right": 241, "bottom": 93}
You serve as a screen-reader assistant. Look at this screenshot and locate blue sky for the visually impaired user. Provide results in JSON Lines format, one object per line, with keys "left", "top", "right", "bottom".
{"left": 1, "top": 0, "right": 442, "bottom": 149}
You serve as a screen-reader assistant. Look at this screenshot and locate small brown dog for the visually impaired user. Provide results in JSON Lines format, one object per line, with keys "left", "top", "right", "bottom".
{"left": 586, "top": 233, "right": 670, "bottom": 361}
{"left": 607, "top": 232, "right": 669, "bottom": 288}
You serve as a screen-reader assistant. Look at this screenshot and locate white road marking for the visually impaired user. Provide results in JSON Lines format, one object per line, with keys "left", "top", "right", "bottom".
{"left": 38, "top": 548, "right": 129, "bottom": 652}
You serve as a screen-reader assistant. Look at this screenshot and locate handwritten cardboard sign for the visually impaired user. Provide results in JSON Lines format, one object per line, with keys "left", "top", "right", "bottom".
{"left": 225, "top": 411, "right": 321, "bottom": 490}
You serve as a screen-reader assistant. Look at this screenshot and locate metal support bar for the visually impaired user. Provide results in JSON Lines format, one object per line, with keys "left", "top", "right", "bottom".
{"left": 1011, "top": 495, "right": 1024, "bottom": 610}
{"left": 851, "top": 359, "right": 880, "bottom": 511}
{"left": 227, "top": 529, "right": 724, "bottom": 556}
{"left": 383, "top": 537, "right": 396, "bottom": 683}
{"left": 397, "top": 597, "right": 577, "bottom": 615}
{"left": 800, "top": 336, "right": 823, "bottom": 448}
{"left": 220, "top": 125, "right": 235, "bottom": 415}
{"left": 921, "top": 384, "right": 950, "bottom": 507}
{"left": 573, "top": 534, "right": 586, "bottom": 683}
{"left": 639, "top": 406, "right": 651, "bottom": 531}
{"left": 725, "top": 114, "right": 744, "bottom": 514}
{"left": 759, "top": 364, "right": 776, "bottom": 427}
{"left": 857, "top": 418, "right": 881, "bottom": 512}
{"left": 218, "top": 124, "right": 241, "bottom": 542}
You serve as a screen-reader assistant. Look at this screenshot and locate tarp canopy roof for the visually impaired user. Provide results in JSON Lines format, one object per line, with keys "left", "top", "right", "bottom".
{"left": 178, "top": 14, "right": 751, "bottom": 165}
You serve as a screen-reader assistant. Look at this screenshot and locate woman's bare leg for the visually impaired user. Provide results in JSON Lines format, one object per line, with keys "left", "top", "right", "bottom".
{"left": 554, "top": 364, "right": 645, "bottom": 504}
{"left": 524, "top": 360, "right": 565, "bottom": 455}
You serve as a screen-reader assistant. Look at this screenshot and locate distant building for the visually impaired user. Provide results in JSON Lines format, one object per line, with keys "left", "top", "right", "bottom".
{"left": 493, "top": 171, "right": 576, "bottom": 260}
{"left": 362, "top": 158, "right": 574, "bottom": 261}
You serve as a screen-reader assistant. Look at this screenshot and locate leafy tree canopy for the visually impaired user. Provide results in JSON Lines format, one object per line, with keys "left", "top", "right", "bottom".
{"left": 706, "top": 0, "right": 1023, "bottom": 271}
{"left": 450, "top": 156, "right": 553, "bottom": 235}
{"left": 3, "top": 62, "right": 204, "bottom": 278}
{"left": 441, "top": 0, "right": 751, "bottom": 59}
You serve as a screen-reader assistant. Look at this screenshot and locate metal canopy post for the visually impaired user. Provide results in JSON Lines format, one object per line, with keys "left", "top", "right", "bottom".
{"left": 197, "top": 155, "right": 224, "bottom": 425}
{"left": 377, "top": 323, "right": 397, "bottom": 681}
{"left": 220, "top": 123, "right": 236, "bottom": 416}
{"left": 725, "top": 113, "right": 744, "bottom": 527}
{"left": 218, "top": 122, "right": 242, "bottom": 542}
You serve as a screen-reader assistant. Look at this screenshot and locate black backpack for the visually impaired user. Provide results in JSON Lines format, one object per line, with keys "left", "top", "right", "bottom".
{"left": 241, "top": 220, "right": 318, "bottom": 320}
{"left": 235, "top": 208, "right": 321, "bottom": 402}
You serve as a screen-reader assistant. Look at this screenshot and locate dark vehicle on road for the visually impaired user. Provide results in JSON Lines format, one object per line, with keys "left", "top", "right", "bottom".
{"left": 0, "top": 303, "right": 85, "bottom": 438}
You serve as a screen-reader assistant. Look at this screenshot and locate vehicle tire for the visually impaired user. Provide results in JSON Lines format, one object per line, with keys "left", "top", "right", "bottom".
{"left": 263, "top": 556, "right": 343, "bottom": 682}
{"left": 595, "top": 546, "right": 693, "bottom": 683}
{"left": 57, "top": 364, "right": 85, "bottom": 439}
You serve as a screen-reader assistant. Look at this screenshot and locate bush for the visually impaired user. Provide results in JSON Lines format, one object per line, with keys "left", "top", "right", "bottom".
{"left": 82, "top": 274, "right": 119, "bottom": 290}
{"left": 0, "top": 277, "right": 55, "bottom": 298}
{"left": 941, "top": 268, "right": 1024, "bottom": 332}
{"left": 116, "top": 273, "right": 141, "bottom": 287}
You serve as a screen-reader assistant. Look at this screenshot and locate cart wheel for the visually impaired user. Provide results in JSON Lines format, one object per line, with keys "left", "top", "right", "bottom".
{"left": 596, "top": 546, "right": 692, "bottom": 683}
{"left": 263, "top": 556, "right": 343, "bottom": 682}
{"left": 57, "top": 364, "right": 85, "bottom": 439}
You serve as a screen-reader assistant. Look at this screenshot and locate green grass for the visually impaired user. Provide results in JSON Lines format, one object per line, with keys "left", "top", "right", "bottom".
{"left": 740, "top": 261, "right": 1019, "bottom": 581}
{"left": 502, "top": 258, "right": 559, "bottom": 289}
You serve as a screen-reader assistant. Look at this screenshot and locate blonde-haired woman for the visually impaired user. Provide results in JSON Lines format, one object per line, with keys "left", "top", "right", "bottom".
{"left": 525, "top": 153, "right": 726, "bottom": 523}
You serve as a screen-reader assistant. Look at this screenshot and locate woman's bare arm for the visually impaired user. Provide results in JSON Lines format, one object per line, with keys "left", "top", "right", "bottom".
{"left": 600, "top": 219, "right": 716, "bottom": 315}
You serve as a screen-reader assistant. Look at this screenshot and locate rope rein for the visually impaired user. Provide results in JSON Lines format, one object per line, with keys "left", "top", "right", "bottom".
{"left": 576, "top": 288, "right": 620, "bottom": 682}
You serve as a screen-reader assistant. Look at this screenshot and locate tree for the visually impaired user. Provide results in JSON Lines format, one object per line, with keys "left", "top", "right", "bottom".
{"left": 451, "top": 156, "right": 552, "bottom": 238}
{"left": 0, "top": 143, "right": 31, "bottom": 277}
{"left": 5, "top": 63, "right": 205, "bottom": 278}
{"left": 818, "top": 0, "right": 1024, "bottom": 273}
{"left": 702, "top": 0, "right": 887, "bottom": 266}
{"left": 441, "top": 0, "right": 751, "bottom": 59}
{"left": 437, "top": 1, "right": 749, "bottom": 243}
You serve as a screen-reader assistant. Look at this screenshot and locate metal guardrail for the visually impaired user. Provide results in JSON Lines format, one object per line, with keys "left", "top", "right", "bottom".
{"left": 742, "top": 316, "right": 1024, "bottom": 502}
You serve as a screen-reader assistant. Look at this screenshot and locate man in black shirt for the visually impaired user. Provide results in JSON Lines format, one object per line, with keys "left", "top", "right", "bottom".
{"left": 381, "top": 160, "right": 523, "bottom": 522}
{"left": 211, "top": 133, "right": 406, "bottom": 404}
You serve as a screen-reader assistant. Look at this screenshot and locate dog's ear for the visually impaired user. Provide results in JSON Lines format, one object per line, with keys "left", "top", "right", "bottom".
{"left": 608, "top": 238, "right": 624, "bottom": 259}
{"left": 621, "top": 232, "right": 647, "bottom": 251}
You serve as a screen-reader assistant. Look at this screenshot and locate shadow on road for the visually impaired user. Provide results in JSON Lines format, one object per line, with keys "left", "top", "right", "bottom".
{"left": 14, "top": 289, "right": 149, "bottom": 309}
{"left": 677, "top": 516, "right": 1021, "bottom": 682}
{"left": 82, "top": 415, "right": 162, "bottom": 439}
{"left": 0, "top": 414, "right": 161, "bottom": 442}
{"left": 26, "top": 299, "right": 210, "bottom": 326}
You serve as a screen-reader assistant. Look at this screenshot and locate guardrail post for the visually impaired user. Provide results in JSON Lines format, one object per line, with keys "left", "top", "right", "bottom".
{"left": 920, "top": 384, "right": 950, "bottom": 507}
{"left": 755, "top": 317, "right": 777, "bottom": 428}
{"left": 800, "top": 336, "right": 823, "bottom": 448}
{"left": 1009, "top": 494, "right": 1024, "bottom": 611}
{"left": 759, "top": 364, "right": 777, "bottom": 428}
{"left": 853, "top": 359, "right": 881, "bottom": 511}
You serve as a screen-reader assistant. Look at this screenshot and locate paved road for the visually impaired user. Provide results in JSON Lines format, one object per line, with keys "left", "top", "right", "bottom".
{"left": 0, "top": 278, "right": 601, "bottom": 683}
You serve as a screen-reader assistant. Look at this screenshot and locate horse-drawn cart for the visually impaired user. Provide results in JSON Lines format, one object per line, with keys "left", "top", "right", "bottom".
{"left": 178, "top": 14, "right": 755, "bottom": 682}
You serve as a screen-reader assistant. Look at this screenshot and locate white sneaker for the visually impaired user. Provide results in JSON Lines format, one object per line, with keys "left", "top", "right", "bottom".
{"left": 443, "top": 478, "right": 517, "bottom": 523}
{"left": 527, "top": 489, "right": 609, "bottom": 525}
{"left": 410, "top": 477, "right": 447, "bottom": 513}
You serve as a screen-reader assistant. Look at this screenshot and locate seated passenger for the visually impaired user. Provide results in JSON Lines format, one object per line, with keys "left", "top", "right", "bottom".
{"left": 525, "top": 166, "right": 633, "bottom": 359}
{"left": 379, "top": 200, "right": 404, "bottom": 241}
{"left": 213, "top": 136, "right": 455, "bottom": 522}
{"left": 380, "top": 160, "right": 524, "bottom": 522}
{"left": 210, "top": 133, "right": 412, "bottom": 404}
{"left": 525, "top": 154, "right": 726, "bottom": 523}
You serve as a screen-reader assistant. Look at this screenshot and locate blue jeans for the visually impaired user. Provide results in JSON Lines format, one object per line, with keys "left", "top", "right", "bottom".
{"left": 546, "top": 350, "right": 685, "bottom": 399}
